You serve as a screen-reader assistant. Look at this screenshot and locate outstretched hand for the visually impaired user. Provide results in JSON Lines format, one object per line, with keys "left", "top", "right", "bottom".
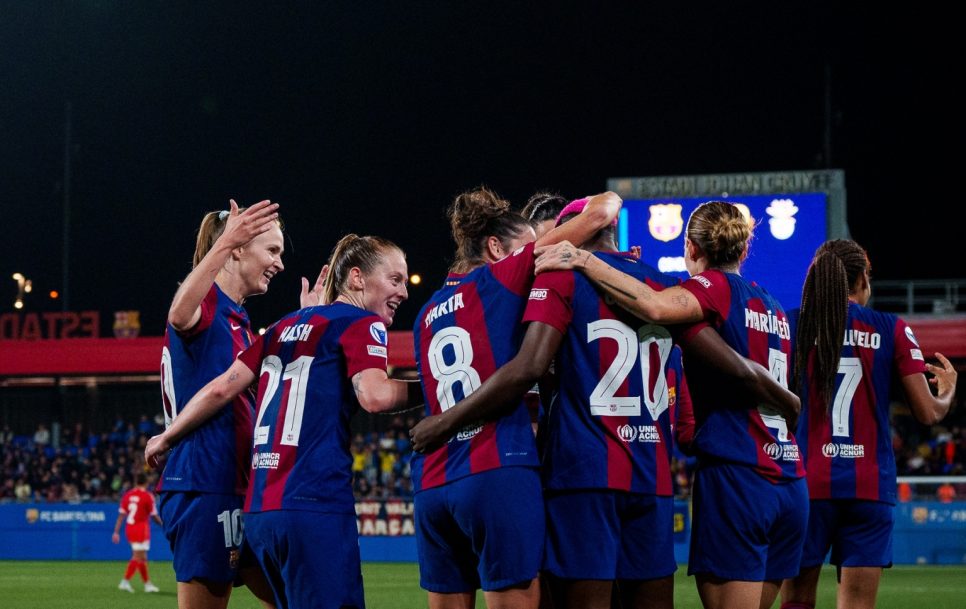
{"left": 534, "top": 241, "right": 590, "bottom": 274}
{"left": 927, "top": 352, "right": 958, "bottom": 397}
{"left": 220, "top": 199, "right": 280, "bottom": 250}
{"left": 300, "top": 265, "right": 329, "bottom": 308}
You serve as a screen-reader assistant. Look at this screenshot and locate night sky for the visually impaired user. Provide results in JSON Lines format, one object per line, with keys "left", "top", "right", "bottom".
{"left": 2, "top": 3, "right": 961, "bottom": 336}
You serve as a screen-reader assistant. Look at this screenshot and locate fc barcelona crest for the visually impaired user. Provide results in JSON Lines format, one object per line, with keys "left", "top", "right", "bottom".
{"left": 648, "top": 204, "right": 683, "bottom": 242}
{"left": 113, "top": 310, "right": 141, "bottom": 338}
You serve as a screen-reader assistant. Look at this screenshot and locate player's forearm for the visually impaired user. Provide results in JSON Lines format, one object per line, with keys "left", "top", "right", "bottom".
{"left": 163, "top": 364, "right": 250, "bottom": 446}
{"left": 556, "top": 192, "right": 622, "bottom": 248}
{"left": 442, "top": 325, "right": 559, "bottom": 432}
{"left": 439, "top": 364, "right": 536, "bottom": 434}
{"left": 355, "top": 371, "right": 420, "bottom": 414}
{"left": 167, "top": 240, "right": 235, "bottom": 330}
{"left": 577, "top": 254, "right": 667, "bottom": 322}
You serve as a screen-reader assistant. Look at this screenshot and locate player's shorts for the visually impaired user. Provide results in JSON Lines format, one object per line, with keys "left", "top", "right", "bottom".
{"left": 688, "top": 463, "right": 808, "bottom": 581}
{"left": 159, "top": 491, "right": 245, "bottom": 583}
{"left": 245, "top": 510, "right": 364, "bottom": 609}
{"left": 415, "top": 466, "right": 544, "bottom": 593}
{"left": 800, "top": 499, "right": 894, "bottom": 568}
{"left": 125, "top": 521, "right": 150, "bottom": 545}
{"left": 544, "top": 489, "right": 675, "bottom": 581}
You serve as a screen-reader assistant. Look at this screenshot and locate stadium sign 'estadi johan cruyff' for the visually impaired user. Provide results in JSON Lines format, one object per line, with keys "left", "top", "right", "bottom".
{"left": 0, "top": 310, "right": 142, "bottom": 341}
{"left": 0, "top": 310, "right": 101, "bottom": 340}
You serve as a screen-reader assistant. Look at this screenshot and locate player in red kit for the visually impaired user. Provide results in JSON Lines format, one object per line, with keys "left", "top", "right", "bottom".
{"left": 112, "top": 473, "right": 163, "bottom": 593}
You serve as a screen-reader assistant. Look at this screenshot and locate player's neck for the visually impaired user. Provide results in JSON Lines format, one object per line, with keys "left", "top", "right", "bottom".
{"left": 215, "top": 272, "right": 246, "bottom": 305}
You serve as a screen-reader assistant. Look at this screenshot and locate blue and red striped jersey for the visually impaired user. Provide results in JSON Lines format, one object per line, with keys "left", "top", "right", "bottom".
{"left": 240, "top": 302, "right": 390, "bottom": 514}
{"left": 159, "top": 284, "right": 255, "bottom": 495}
{"left": 680, "top": 269, "right": 804, "bottom": 482}
{"left": 796, "top": 302, "right": 926, "bottom": 503}
{"left": 412, "top": 242, "right": 540, "bottom": 491}
{"left": 523, "top": 252, "right": 686, "bottom": 495}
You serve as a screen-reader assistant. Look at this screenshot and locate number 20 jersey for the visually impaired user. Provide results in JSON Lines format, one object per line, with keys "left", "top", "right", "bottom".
{"left": 412, "top": 243, "right": 541, "bottom": 492}
{"left": 795, "top": 302, "right": 926, "bottom": 503}
{"left": 523, "top": 252, "right": 685, "bottom": 495}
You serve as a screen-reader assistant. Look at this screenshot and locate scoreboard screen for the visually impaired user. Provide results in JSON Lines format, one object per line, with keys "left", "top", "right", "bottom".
{"left": 617, "top": 192, "right": 829, "bottom": 312}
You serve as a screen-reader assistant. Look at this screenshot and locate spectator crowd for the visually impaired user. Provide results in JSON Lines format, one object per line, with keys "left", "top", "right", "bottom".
{"left": 2, "top": 405, "right": 964, "bottom": 504}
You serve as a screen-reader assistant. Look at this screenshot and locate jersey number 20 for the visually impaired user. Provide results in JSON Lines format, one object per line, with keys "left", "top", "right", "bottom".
{"left": 587, "top": 320, "right": 672, "bottom": 419}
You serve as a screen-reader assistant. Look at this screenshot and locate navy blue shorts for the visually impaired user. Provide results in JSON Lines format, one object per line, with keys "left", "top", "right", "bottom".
{"left": 688, "top": 463, "right": 808, "bottom": 581}
{"left": 245, "top": 510, "right": 364, "bottom": 609}
{"left": 800, "top": 499, "right": 893, "bottom": 568}
{"left": 544, "top": 490, "right": 675, "bottom": 581}
{"left": 415, "top": 467, "right": 544, "bottom": 593}
{"left": 159, "top": 491, "right": 246, "bottom": 583}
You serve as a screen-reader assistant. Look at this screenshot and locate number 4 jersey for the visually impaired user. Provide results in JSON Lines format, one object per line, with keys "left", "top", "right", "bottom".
{"left": 795, "top": 301, "right": 926, "bottom": 503}
{"left": 238, "top": 302, "right": 391, "bottom": 514}
{"left": 679, "top": 269, "right": 804, "bottom": 483}
{"left": 523, "top": 252, "right": 688, "bottom": 495}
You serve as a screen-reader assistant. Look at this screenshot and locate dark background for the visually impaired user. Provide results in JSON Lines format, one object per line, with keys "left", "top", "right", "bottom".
{"left": 2, "top": 3, "right": 961, "bottom": 335}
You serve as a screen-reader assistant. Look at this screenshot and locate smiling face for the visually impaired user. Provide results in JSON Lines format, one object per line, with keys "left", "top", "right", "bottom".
{"left": 360, "top": 247, "right": 408, "bottom": 327}
{"left": 238, "top": 224, "right": 284, "bottom": 297}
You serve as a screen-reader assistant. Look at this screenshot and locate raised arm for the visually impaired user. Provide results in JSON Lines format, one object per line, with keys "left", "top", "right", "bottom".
{"left": 168, "top": 199, "right": 279, "bottom": 331}
{"left": 683, "top": 326, "right": 801, "bottom": 430}
{"left": 903, "top": 352, "right": 957, "bottom": 425}
{"left": 535, "top": 242, "right": 704, "bottom": 325}
{"left": 145, "top": 359, "right": 256, "bottom": 468}
{"left": 534, "top": 192, "right": 622, "bottom": 249}
{"left": 409, "top": 322, "right": 563, "bottom": 454}
{"left": 352, "top": 369, "right": 423, "bottom": 414}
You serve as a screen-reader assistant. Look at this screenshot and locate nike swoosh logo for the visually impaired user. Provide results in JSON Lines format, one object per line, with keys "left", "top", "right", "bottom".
{"left": 230, "top": 323, "right": 241, "bottom": 331}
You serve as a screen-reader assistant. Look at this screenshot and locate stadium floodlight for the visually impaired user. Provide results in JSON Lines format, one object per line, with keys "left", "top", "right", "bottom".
{"left": 11, "top": 272, "right": 32, "bottom": 310}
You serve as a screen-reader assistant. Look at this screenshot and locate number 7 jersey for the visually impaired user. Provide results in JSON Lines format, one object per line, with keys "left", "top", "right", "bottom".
{"left": 795, "top": 301, "right": 926, "bottom": 503}
{"left": 412, "top": 243, "right": 541, "bottom": 492}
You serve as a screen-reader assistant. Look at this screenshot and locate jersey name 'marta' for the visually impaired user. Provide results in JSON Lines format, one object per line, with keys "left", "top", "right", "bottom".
{"left": 159, "top": 283, "right": 255, "bottom": 495}
{"left": 796, "top": 302, "right": 926, "bottom": 503}
{"left": 241, "top": 302, "right": 389, "bottom": 514}
{"left": 680, "top": 270, "right": 805, "bottom": 482}
{"left": 412, "top": 242, "right": 540, "bottom": 491}
{"left": 524, "top": 252, "right": 687, "bottom": 495}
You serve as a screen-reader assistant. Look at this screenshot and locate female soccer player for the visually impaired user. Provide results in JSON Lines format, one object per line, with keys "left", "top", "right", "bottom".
{"left": 412, "top": 201, "right": 795, "bottom": 609}
{"left": 156, "top": 199, "right": 281, "bottom": 609}
{"left": 112, "top": 473, "right": 163, "bottom": 593}
{"left": 534, "top": 201, "right": 805, "bottom": 609}
{"left": 411, "top": 187, "right": 620, "bottom": 609}
{"left": 148, "top": 234, "right": 421, "bottom": 609}
{"left": 780, "top": 239, "right": 957, "bottom": 609}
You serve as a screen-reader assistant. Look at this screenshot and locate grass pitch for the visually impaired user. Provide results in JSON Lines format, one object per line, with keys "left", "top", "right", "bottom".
{"left": 1, "top": 561, "right": 964, "bottom": 608}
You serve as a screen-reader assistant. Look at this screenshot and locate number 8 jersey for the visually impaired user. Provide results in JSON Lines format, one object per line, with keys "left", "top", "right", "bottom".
{"left": 412, "top": 243, "right": 541, "bottom": 492}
